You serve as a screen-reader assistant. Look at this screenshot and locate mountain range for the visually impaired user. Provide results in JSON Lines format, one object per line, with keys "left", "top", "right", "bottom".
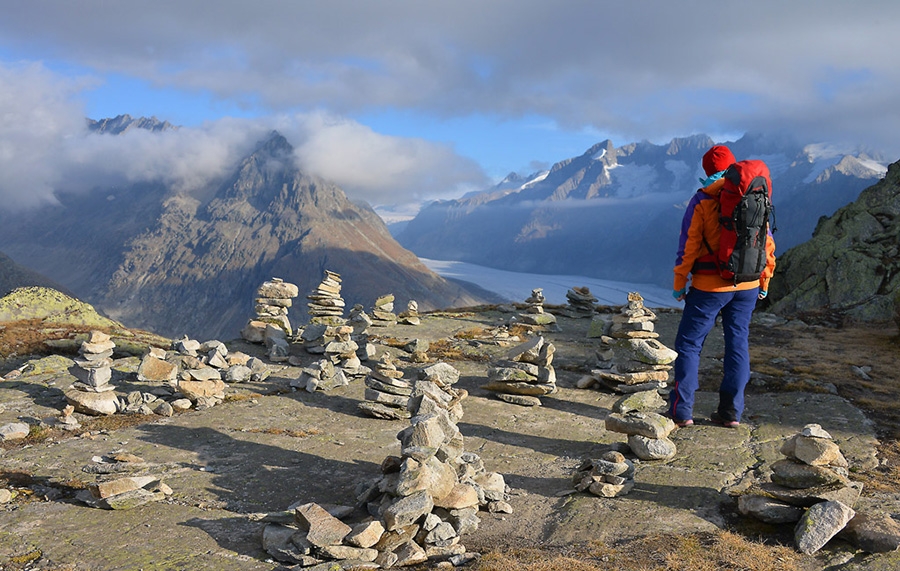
{"left": 398, "top": 133, "right": 888, "bottom": 287}
{"left": 0, "top": 121, "right": 488, "bottom": 339}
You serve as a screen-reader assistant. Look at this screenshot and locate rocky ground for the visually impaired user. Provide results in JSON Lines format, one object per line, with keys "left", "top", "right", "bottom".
{"left": 1, "top": 301, "right": 899, "bottom": 571}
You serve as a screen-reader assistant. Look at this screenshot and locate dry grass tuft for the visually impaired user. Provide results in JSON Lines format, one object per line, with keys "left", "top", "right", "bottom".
{"left": 241, "top": 427, "right": 322, "bottom": 438}
{"left": 467, "top": 531, "right": 802, "bottom": 571}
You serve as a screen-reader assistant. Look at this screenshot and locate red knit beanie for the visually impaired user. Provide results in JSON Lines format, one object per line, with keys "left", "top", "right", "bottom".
{"left": 702, "top": 145, "right": 736, "bottom": 176}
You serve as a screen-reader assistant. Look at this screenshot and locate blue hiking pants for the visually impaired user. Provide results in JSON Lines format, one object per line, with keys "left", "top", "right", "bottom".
{"left": 667, "top": 287, "right": 758, "bottom": 423}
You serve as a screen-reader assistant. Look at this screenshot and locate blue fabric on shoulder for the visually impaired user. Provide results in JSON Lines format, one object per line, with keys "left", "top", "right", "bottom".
{"left": 698, "top": 170, "right": 725, "bottom": 187}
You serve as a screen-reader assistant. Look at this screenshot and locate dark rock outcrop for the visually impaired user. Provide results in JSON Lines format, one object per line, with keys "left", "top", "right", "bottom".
{"left": 767, "top": 160, "right": 900, "bottom": 322}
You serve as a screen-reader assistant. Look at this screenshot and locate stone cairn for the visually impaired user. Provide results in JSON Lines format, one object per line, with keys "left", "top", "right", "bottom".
{"left": 578, "top": 292, "right": 676, "bottom": 395}
{"left": 565, "top": 286, "right": 598, "bottom": 318}
{"left": 294, "top": 323, "right": 372, "bottom": 392}
{"left": 64, "top": 331, "right": 119, "bottom": 416}
{"left": 572, "top": 449, "right": 636, "bottom": 498}
{"left": 482, "top": 336, "right": 557, "bottom": 407}
{"left": 307, "top": 270, "right": 346, "bottom": 323}
{"left": 398, "top": 300, "right": 421, "bottom": 325}
{"left": 604, "top": 411, "right": 678, "bottom": 462}
{"left": 62, "top": 332, "right": 269, "bottom": 419}
{"left": 241, "top": 278, "right": 300, "bottom": 343}
{"left": 738, "top": 424, "right": 875, "bottom": 555}
{"left": 358, "top": 352, "right": 412, "bottom": 420}
{"left": 262, "top": 362, "right": 507, "bottom": 568}
{"left": 370, "top": 294, "right": 398, "bottom": 327}
{"left": 76, "top": 452, "right": 173, "bottom": 511}
{"left": 348, "top": 303, "right": 374, "bottom": 333}
{"left": 513, "top": 288, "right": 558, "bottom": 329}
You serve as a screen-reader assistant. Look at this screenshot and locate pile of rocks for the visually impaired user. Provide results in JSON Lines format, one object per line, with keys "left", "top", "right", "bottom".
{"left": 241, "top": 278, "right": 299, "bottom": 341}
{"left": 359, "top": 353, "right": 412, "bottom": 419}
{"left": 514, "top": 288, "right": 558, "bottom": 329}
{"left": 263, "top": 362, "right": 507, "bottom": 568}
{"left": 370, "top": 294, "right": 398, "bottom": 327}
{"left": 572, "top": 449, "right": 636, "bottom": 497}
{"left": 482, "top": 336, "right": 557, "bottom": 407}
{"left": 397, "top": 300, "right": 421, "bottom": 325}
{"left": 348, "top": 304, "right": 374, "bottom": 333}
{"left": 604, "top": 411, "right": 677, "bottom": 461}
{"left": 565, "top": 286, "right": 598, "bottom": 318}
{"left": 76, "top": 452, "right": 172, "bottom": 510}
{"left": 579, "top": 292, "right": 676, "bottom": 394}
{"left": 738, "top": 424, "right": 878, "bottom": 554}
{"left": 307, "top": 270, "right": 346, "bottom": 323}
{"left": 64, "top": 331, "right": 119, "bottom": 416}
{"left": 291, "top": 358, "right": 350, "bottom": 393}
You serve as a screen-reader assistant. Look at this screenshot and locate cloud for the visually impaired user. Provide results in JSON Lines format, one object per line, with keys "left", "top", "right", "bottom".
{"left": 0, "top": 62, "right": 488, "bottom": 212}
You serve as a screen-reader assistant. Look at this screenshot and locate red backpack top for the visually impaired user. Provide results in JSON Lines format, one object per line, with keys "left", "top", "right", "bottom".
{"left": 715, "top": 159, "right": 773, "bottom": 284}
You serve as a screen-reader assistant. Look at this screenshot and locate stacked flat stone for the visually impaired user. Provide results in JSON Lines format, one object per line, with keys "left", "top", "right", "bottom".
{"left": 572, "top": 450, "right": 636, "bottom": 497}
{"left": 566, "top": 286, "right": 598, "bottom": 318}
{"left": 398, "top": 300, "right": 421, "bottom": 325}
{"left": 297, "top": 323, "right": 368, "bottom": 386}
{"left": 359, "top": 353, "right": 413, "bottom": 420}
{"left": 263, "top": 362, "right": 498, "bottom": 568}
{"left": 515, "top": 288, "right": 557, "bottom": 328}
{"left": 578, "top": 292, "right": 677, "bottom": 394}
{"left": 291, "top": 358, "right": 349, "bottom": 393}
{"left": 482, "top": 336, "right": 556, "bottom": 407}
{"left": 307, "top": 270, "right": 346, "bottom": 323}
{"left": 75, "top": 453, "right": 173, "bottom": 510}
{"left": 604, "top": 411, "right": 677, "bottom": 461}
{"left": 64, "top": 331, "right": 119, "bottom": 416}
{"left": 348, "top": 304, "right": 373, "bottom": 334}
{"left": 172, "top": 337, "right": 227, "bottom": 410}
{"left": 242, "top": 277, "right": 300, "bottom": 341}
{"left": 738, "top": 424, "right": 862, "bottom": 554}
{"left": 370, "top": 294, "right": 398, "bottom": 327}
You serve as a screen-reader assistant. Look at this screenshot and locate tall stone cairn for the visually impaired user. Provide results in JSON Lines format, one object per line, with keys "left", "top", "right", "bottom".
{"left": 359, "top": 353, "right": 413, "bottom": 420}
{"left": 738, "top": 424, "right": 864, "bottom": 554}
{"left": 565, "top": 286, "right": 598, "bottom": 318}
{"left": 64, "top": 331, "right": 119, "bottom": 416}
{"left": 242, "top": 277, "right": 299, "bottom": 342}
{"left": 579, "top": 292, "right": 677, "bottom": 395}
{"left": 514, "top": 288, "right": 558, "bottom": 328}
{"left": 482, "top": 336, "right": 557, "bottom": 407}
{"left": 307, "top": 270, "right": 346, "bottom": 323}
{"left": 262, "top": 362, "right": 508, "bottom": 568}
{"left": 370, "top": 294, "right": 398, "bottom": 327}
{"left": 604, "top": 411, "right": 678, "bottom": 461}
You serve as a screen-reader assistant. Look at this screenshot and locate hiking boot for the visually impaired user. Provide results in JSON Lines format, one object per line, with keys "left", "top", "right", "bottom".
{"left": 710, "top": 411, "right": 740, "bottom": 428}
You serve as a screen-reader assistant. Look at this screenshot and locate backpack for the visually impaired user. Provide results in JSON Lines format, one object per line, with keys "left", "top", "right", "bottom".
{"left": 702, "top": 159, "right": 775, "bottom": 284}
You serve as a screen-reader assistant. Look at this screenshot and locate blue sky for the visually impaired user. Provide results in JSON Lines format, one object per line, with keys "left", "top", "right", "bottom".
{"left": 1, "top": 1, "right": 899, "bottom": 211}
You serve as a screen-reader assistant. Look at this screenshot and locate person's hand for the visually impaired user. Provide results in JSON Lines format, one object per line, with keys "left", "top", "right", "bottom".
{"left": 673, "top": 288, "right": 687, "bottom": 302}
{"left": 758, "top": 290, "right": 768, "bottom": 300}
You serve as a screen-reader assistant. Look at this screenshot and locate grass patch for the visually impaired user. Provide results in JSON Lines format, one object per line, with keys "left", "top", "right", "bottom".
{"left": 239, "top": 427, "right": 322, "bottom": 438}
{"left": 465, "top": 531, "right": 802, "bottom": 571}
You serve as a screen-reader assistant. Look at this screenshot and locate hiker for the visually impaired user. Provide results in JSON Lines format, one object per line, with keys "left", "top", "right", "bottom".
{"left": 667, "top": 145, "right": 776, "bottom": 428}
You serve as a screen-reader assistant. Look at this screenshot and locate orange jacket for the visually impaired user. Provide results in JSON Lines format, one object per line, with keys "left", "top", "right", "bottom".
{"left": 673, "top": 178, "right": 776, "bottom": 293}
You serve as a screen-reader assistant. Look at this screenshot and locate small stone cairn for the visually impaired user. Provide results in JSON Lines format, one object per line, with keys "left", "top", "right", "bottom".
{"left": 565, "top": 286, "right": 598, "bottom": 318}
{"left": 482, "top": 336, "right": 556, "bottom": 407}
{"left": 359, "top": 352, "right": 412, "bottom": 419}
{"left": 370, "top": 294, "right": 398, "bottom": 327}
{"left": 572, "top": 449, "right": 636, "bottom": 498}
{"left": 579, "top": 292, "right": 677, "bottom": 395}
{"left": 513, "top": 288, "right": 558, "bottom": 329}
{"left": 348, "top": 303, "right": 374, "bottom": 333}
{"left": 604, "top": 411, "right": 677, "bottom": 461}
{"left": 307, "top": 270, "right": 346, "bottom": 323}
{"left": 738, "top": 424, "right": 869, "bottom": 554}
{"left": 398, "top": 300, "right": 421, "bottom": 325}
{"left": 76, "top": 452, "right": 173, "bottom": 510}
{"left": 263, "top": 362, "right": 506, "bottom": 568}
{"left": 64, "top": 331, "right": 119, "bottom": 416}
{"left": 242, "top": 278, "right": 300, "bottom": 342}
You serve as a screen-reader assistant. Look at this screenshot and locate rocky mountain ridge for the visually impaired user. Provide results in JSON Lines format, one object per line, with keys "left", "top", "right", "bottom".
{"left": 398, "top": 133, "right": 887, "bottom": 286}
{"left": 0, "top": 128, "right": 488, "bottom": 340}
